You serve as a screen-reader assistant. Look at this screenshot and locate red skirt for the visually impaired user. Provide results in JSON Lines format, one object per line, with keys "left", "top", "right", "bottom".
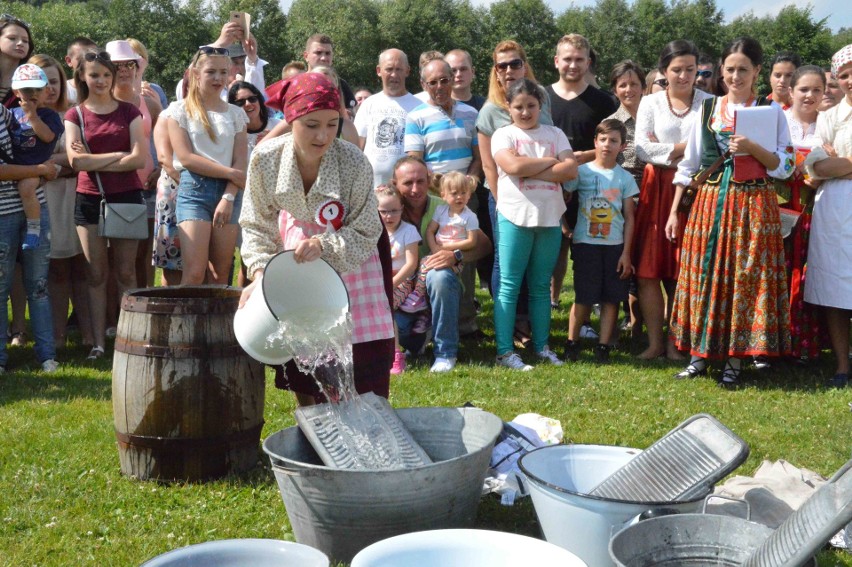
{"left": 633, "top": 164, "right": 686, "bottom": 280}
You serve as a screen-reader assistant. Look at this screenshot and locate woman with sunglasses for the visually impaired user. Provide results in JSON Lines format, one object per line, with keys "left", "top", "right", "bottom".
{"left": 65, "top": 50, "right": 149, "bottom": 361}
{"left": 633, "top": 39, "right": 712, "bottom": 361}
{"left": 645, "top": 70, "right": 666, "bottom": 95}
{"left": 107, "top": 40, "right": 162, "bottom": 289}
{"left": 227, "top": 81, "right": 279, "bottom": 286}
{"left": 0, "top": 14, "right": 34, "bottom": 108}
{"left": 476, "top": 41, "right": 553, "bottom": 346}
{"left": 167, "top": 46, "right": 248, "bottom": 286}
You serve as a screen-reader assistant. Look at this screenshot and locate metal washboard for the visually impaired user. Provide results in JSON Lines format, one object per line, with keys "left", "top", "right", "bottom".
{"left": 589, "top": 414, "right": 749, "bottom": 501}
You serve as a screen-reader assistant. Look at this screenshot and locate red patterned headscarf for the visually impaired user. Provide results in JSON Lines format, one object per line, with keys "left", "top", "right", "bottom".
{"left": 265, "top": 72, "right": 340, "bottom": 122}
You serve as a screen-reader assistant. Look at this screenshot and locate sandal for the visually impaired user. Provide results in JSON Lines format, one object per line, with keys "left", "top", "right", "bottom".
{"left": 719, "top": 359, "right": 741, "bottom": 388}
{"left": 86, "top": 346, "right": 105, "bottom": 361}
{"left": 674, "top": 361, "right": 707, "bottom": 380}
{"left": 513, "top": 329, "right": 532, "bottom": 350}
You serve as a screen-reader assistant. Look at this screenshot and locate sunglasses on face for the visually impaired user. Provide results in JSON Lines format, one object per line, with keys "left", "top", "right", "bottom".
{"left": 653, "top": 78, "right": 669, "bottom": 88}
{"left": 423, "top": 77, "right": 450, "bottom": 88}
{"left": 115, "top": 61, "right": 138, "bottom": 70}
{"left": 495, "top": 58, "right": 524, "bottom": 71}
{"left": 696, "top": 70, "right": 712, "bottom": 79}
{"left": 83, "top": 51, "right": 111, "bottom": 63}
{"left": 0, "top": 14, "right": 29, "bottom": 29}
{"left": 233, "top": 95, "right": 259, "bottom": 107}
{"left": 197, "top": 46, "right": 230, "bottom": 56}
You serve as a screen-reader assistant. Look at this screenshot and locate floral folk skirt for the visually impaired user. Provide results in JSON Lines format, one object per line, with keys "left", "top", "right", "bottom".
{"left": 670, "top": 178, "right": 791, "bottom": 359}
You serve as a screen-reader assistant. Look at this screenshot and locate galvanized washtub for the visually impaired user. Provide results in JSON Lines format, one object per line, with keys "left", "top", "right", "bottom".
{"left": 609, "top": 511, "right": 776, "bottom": 567}
{"left": 263, "top": 407, "right": 502, "bottom": 564}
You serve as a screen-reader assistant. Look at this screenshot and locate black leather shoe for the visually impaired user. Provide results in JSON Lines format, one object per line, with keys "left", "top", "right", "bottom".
{"left": 674, "top": 362, "right": 707, "bottom": 380}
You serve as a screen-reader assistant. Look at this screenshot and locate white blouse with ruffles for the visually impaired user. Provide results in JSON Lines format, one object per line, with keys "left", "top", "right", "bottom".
{"left": 635, "top": 89, "right": 714, "bottom": 167}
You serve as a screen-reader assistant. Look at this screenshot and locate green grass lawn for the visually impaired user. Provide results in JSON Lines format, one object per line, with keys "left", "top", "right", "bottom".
{"left": 1, "top": 286, "right": 850, "bottom": 565}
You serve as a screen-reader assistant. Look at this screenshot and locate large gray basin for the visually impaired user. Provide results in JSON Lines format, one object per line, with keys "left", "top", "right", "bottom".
{"left": 262, "top": 406, "right": 502, "bottom": 563}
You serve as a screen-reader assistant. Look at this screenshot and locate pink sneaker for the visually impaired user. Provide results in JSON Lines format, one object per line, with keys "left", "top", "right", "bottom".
{"left": 390, "top": 350, "right": 406, "bottom": 374}
{"left": 399, "top": 290, "right": 427, "bottom": 313}
{"left": 412, "top": 312, "right": 431, "bottom": 334}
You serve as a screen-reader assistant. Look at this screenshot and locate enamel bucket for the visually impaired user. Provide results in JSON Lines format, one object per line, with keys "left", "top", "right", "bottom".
{"left": 233, "top": 251, "right": 348, "bottom": 365}
{"left": 519, "top": 444, "right": 710, "bottom": 567}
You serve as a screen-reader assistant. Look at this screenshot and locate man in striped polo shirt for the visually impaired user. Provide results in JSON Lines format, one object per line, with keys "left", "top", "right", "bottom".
{"left": 404, "top": 59, "right": 480, "bottom": 177}
{"left": 404, "top": 59, "right": 484, "bottom": 341}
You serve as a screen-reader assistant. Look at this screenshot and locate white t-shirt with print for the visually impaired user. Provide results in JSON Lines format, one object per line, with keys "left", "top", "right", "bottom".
{"left": 354, "top": 91, "right": 422, "bottom": 187}
{"left": 432, "top": 203, "right": 479, "bottom": 247}
{"left": 387, "top": 220, "right": 421, "bottom": 273}
{"left": 491, "top": 123, "right": 572, "bottom": 228}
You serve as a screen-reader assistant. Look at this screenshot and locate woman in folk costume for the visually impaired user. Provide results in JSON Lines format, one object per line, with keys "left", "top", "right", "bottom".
{"left": 664, "top": 37, "right": 795, "bottom": 387}
{"left": 239, "top": 72, "right": 395, "bottom": 406}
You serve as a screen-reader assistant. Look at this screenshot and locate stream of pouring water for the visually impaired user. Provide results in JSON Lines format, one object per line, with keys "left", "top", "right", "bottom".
{"left": 267, "top": 312, "right": 404, "bottom": 469}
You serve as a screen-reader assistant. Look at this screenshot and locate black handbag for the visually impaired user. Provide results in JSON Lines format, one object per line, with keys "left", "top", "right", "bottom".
{"left": 75, "top": 106, "right": 147, "bottom": 240}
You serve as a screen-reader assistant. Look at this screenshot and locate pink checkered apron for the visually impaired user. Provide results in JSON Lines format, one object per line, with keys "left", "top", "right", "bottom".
{"left": 278, "top": 210, "right": 394, "bottom": 345}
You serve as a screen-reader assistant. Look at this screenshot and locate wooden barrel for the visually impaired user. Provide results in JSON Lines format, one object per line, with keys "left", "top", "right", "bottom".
{"left": 112, "top": 286, "right": 265, "bottom": 481}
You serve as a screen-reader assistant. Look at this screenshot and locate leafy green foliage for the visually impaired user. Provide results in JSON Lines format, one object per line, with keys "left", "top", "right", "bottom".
{"left": 3, "top": 0, "right": 846, "bottom": 102}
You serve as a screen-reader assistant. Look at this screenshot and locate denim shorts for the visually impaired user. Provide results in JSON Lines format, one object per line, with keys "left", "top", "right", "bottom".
{"left": 176, "top": 170, "right": 242, "bottom": 224}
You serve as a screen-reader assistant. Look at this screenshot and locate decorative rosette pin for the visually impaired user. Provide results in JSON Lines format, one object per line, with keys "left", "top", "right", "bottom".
{"left": 316, "top": 199, "right": 345, "bottom": 233}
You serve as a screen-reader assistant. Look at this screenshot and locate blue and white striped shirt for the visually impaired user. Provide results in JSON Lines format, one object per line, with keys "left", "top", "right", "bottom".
{"left": 404, "top": 101, "right": 478, "bottom": 174}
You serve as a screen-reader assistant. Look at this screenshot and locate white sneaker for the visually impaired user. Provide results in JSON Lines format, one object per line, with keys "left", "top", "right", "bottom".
{"left": 537, "top": 347, "right": 563, "bottom": 366}
{"left": 579, "top": 323, "right": 599, "bottom": 340}
{"left": 42, "top": 359, "right": 59, "bottom": 373}
{"left": 496, "top": 352, "right": 533, "bottom": 371}
{"left": 430, "top": 357, "right": 456, "bottom": 373}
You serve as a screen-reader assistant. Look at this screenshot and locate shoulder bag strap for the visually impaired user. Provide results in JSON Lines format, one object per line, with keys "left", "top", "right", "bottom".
{"left": 75, "top": 105, "right": 107, "bottom": 199}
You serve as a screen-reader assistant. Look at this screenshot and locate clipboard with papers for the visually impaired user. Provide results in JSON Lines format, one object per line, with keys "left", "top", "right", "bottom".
{"left": 733, "top": 106, "right": 776, "bottom": 180}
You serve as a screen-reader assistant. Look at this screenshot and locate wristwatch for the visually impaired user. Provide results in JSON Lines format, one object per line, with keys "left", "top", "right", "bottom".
{"left": 221, "top": 193, "right": 236, "bottom": 202}
{"left": 453, "top": 249, "right": 463, "bottom": 265}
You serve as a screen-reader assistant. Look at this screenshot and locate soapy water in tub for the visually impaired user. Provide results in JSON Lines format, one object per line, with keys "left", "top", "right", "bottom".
{"left": 267, "top": 312, "right": 404, "bottom": 470}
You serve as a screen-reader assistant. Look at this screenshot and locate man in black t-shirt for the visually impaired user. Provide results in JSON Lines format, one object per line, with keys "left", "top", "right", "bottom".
{"left": 303, "top": 33, "right": 357, "bottom": 113}
{"left": 546, "top": 34, "right": 617, "bottom": 339}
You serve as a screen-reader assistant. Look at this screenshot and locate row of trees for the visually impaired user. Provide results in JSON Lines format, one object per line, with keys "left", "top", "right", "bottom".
{"left": 8, "top": 0, "right": 851, "bottom": 97}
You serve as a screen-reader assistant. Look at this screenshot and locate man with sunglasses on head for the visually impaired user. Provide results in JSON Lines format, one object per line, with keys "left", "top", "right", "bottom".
{"left": 694, "top": 54, "right": 717, "bottom": 95}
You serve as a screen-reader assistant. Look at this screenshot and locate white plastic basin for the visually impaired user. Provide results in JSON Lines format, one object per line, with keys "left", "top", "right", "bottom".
{"left": 350, "top": 529, "right": 587, "bottom": 567}
{"left": 140, "top": 538, "right": 329, "bottom": 567}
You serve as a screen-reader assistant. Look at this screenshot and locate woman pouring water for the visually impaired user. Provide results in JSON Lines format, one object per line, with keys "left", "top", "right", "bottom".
{"left": 239, "top": 72, "right": 395, "bottom": 406}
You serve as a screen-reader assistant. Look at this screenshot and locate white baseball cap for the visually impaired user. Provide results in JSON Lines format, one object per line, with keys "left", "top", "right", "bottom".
{"left": 11, "top": 64, "right": 47, "bottom": 89}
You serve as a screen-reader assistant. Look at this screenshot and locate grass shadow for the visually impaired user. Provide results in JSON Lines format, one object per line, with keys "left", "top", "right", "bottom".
{"left": 0, "top": 371, "right": 111, "bottom": 405}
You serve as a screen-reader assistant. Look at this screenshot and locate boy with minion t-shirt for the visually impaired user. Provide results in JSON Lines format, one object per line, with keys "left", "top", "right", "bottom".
{"left": 564, "top": 118, "right": 638, "bottom": 362}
